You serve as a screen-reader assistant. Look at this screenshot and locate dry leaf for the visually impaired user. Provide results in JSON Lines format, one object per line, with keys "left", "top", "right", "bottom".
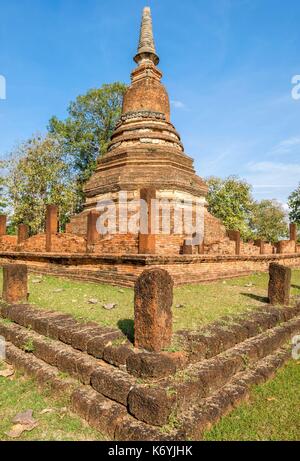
{"left": 5, "top": 422, "right": 38, "bottom": 439}
{"left": 0, "top": 366, "right": 14, "bottom": 378}
{"left": 40, "top": 408, "right": 54, "bottom": 415}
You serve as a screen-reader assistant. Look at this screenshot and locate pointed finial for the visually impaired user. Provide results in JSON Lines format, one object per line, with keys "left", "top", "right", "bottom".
{"left": 134, "top": 7, "right": 159, "bottom": 66}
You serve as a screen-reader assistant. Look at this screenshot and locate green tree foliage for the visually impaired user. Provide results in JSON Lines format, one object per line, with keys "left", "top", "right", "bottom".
{"left": 288, "top": 183, "right": 300, "bottom": 223}
{"left": 206, "top": 176, "right": 254, "bottom": 239}
{"left": 6, "top": 134, "right": 77, "bottom": 235}
{"left": 0, "top": 162, "right": 8, "bottom": 213}
{"left": 250, "top": 199, "right": 288, "bottom": 243}
{"left": 48, "top": 82, "right": 127, "bottom": 209}
{"left": 288, "top": 183, "right": 300, "bottom": 241}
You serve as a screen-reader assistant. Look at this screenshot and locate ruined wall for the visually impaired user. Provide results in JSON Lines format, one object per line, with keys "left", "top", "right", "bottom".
{"left": 0, "top": 236, "right": 18, "bottom": 251}
{"left": 240, "top": 242, "right": 261, "bottom": 256}
{"left": 93, "top": 234, "right": 139, "bottom": 255}
{"left": 277, "top": 240, "right": 296, "bottom": 254}
{"left": 0, "top": 252, "right": 300, "bottom": 288}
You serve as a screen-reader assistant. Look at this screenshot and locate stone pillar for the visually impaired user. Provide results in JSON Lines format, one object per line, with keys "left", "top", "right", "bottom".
{"left": 0, "top": 215, "right": 7, "bottom": 236}
{"left": 227, "top": 230, "right": 241, "bottom": 256}
{"left": 290, "top": 223, "right": 297, "bottom": 241}
{"left": 268, "top": 263, "right": 291, "bottom": 306}
{"left": 2, "top": 264, "right": 28, "bottom": 303}
{"left": 86, "top": 210, "right": 100, "bottom": 252}
{"left": 254, "top": 239, "right": 265, "bottom": 255}
{"left": 182, "top": 239, "right": 193, "bottom": 255}
{"left": 139, "top": 187, "right": 156, "bottom": 254}
{"left": 198, "top": 242, "right": 205, "bottom": 254}
{"left": 276, "top": 241, "right": 284, "bottom": 254}
{"left": 18, "top": 224, "right": 29, "bottom": 244}
{"left": 134, "top": 268, "right": 173, "bottom": 352}
{"left": 183, "top": 233, "right": 204, "bottom": 255}
{"left": 46, "top": 205, "right": 58, "bottom": 252}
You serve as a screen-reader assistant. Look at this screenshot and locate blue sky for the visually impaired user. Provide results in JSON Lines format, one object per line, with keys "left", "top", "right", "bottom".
{"left": 0, "top": 0, "right": 300, "bottom": 206}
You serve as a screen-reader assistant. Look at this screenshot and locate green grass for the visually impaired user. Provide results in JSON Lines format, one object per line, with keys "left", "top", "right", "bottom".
{"left": 0, "top": 368, "right": 105, "bottom": 441}
{"left": 0, "top": 270, "right": 299, "bottom": 333}
{"left": 204, "top": 360, "right": 300, "bottom": 441}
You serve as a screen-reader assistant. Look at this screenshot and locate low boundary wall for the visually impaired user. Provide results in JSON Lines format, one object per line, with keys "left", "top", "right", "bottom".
{"left": 0, "top": 251, "right": 300, "bottom": 287}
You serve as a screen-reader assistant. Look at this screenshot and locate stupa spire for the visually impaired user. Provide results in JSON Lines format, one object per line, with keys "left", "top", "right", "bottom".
{"left": 134, "top": 7, "right": 159, "bottom": 66}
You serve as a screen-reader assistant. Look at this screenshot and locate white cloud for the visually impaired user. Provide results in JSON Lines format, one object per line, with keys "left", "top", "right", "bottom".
{"left": 269, "top": 136, "right": 300, "bottom": 156}
{"left": 171, "top": 100, "right": 186, "bottom": 109}
{"left": 245, "top": 161, "right": 300, "bottom": 201}
{"left": 247, "top": 161, "right": 300, "bottom": 174}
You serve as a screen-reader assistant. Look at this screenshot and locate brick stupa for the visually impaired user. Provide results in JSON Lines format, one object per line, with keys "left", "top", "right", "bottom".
{"left": 67, "top": 7, "right": 237, "bottom": 255}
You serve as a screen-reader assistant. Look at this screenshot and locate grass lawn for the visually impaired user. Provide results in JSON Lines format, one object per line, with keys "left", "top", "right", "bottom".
{"left": 204, "top": 359, "right": 300, "bottom": 441}
{"left": 0, "top": 366, "right": 105, "bottom": 441}
{"left": 0, "top": 270, "right": 298, "bottom": 333}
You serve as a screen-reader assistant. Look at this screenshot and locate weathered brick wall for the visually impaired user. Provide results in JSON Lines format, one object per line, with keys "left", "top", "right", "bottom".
{"left": 204, "top": 209, "right": 227, "bottom": 244}
{"left": 155, "top": 235, "right": 183, "bottom": 255}
{"left": 277, "top": 240, "right": 296, "bottom": 254}
{"left": 93, "top": 233, "right": 139, "bottom": 254}
{"left": 0, "top": 236, "right": 18, "bottom": 251}
{"left": 264, "top": 243, "right": 274, "bottom": 254}
{"left": 204, "top": 239, "right": 236, "bottom": 255}
{"left": 1, "top": 252, "right": 300, "bottom": 287}
{"left": 240, "top": 242, "right": 261, "bottom": 256}
{"left": 15, "top": 234, "right": 86, "bottom": 254}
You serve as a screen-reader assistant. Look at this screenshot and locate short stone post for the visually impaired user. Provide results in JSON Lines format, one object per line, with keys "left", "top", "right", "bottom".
{"left": 290, "top": 223, "right": 297, "bottom": 241}
{"left": 276, "top": 241, "right": 284, "bottom": 254}
{"left": 290, "top": 223, "right": 297, "bottom": 252}
{"left": 183, "top": 233, "right": 204, "bottom": 255}
{"left": 268, "top": 263, "right": 291, "bottom": 305}
{"left": 254, "top": 239, "right": 265, "bottom": 255}
{"left": 134, "top": 268, "right": 173, "bottom": 352}
{"left": 86, "top": 210, "right": 100, "bottom": 252}
{"left": 2, "top": 264, "right": 28, "bottom": 303}
{"left": 227, "top": 230, "right": 241, "bottom": 255}
{"left": 18, "top": 224, "right": 29, "bottom": 244}
{"left": 138, "top": 187, "right": 156, "bottom": 254}
{"left": 0, "top": 215, "right": 7, "bottom": 236}
{"left": 46, "top": 205, "right": 58, "bottom": 252}
{"left": 182, "top": 239, "right": 193, "bottom": 255}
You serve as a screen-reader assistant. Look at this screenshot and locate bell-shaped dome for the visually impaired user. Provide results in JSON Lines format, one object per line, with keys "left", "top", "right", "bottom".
{"left": 122, "top": 64, "right": 170, "bottom": 121}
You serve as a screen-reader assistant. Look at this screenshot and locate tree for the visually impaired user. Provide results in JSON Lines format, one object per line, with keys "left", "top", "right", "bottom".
{"left": 48, "top": 82, "right": 127, "bottom": 209}
{"left": 0, "top": 161, "right": 8, "bottom": 213}
{"left": 206, "top": 176, "right": 254, "bottom": 239}
{"left": 288, "top": 183, "right": 300, "bottom": 241}
{"left": 250, "top": 199, "right": 288, "bottom": 243}
{"left": 6, "top": 134, "right": 77, "bottom": 235}
{"left": 288, "top": 183, "right": 300, "bottom": 223}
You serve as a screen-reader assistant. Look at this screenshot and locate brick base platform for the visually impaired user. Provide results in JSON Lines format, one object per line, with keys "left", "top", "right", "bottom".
{"left": 0, "top": 251, "right": 300, "bottom": 287}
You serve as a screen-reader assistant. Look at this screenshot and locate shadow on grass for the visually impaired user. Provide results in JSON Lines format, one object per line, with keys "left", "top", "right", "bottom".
{"left": 291, "top": 284, "right": 300, "bottom": 290}
{"left": 241, "top": 292, "right": 269, "bottom": 303}
{"left": 118, "top": 319, "right": 134, "bottom": 343}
